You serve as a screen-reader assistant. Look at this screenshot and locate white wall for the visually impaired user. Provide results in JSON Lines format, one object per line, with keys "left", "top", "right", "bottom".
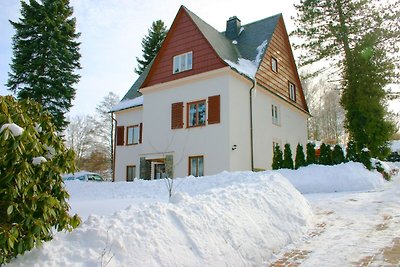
{"left": 114, "top": 107, "right": 143, "bottom": 181}
{"left": 140, "top": 69, "right": 232, "bottom": 178}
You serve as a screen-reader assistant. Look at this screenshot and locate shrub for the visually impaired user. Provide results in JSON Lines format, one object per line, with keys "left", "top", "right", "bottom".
{"left": 332, "top": 144, "right": 346, "bottom": 165}
{"left": 346, "top": 140, "right": 359, "bottom": 162}
{"left": 360, "top": 147, "right": 372, "bottom": 170}
{"left": 0, "top": 96, "right": 80, "bottom": 264}
{"left": 306, "top": 142, "right": 317, "bottom": 165}
{"left": 272, "top": 144, "right": 283, "bottom": 170}
{"left": 295, "top": 143, "right": 306, "bottom": 169}
{"left": 282, "top": 143, "right": 294, "bottom": 169}
{"left": 319, "top": 143, "right": 333, "bottom": 165}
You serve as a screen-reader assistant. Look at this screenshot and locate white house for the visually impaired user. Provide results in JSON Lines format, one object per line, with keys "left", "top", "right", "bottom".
{"left": 111, "top": 6, "right": 310, "bottom": 181}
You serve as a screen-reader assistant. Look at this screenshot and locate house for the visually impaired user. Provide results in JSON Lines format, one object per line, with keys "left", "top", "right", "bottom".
{"left": 111, "top": 6, "right": 309, "bottom": 181}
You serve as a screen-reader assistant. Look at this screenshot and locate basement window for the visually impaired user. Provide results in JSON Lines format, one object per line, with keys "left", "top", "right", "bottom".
{"left": 173, "top": 52, "right": 193, "bottom": 74}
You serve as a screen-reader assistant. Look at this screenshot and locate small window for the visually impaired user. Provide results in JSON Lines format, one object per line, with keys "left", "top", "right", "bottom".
{"left": 189, "top": 156, "right": 204, "bottom": 177}
{"left": 289, "top": 82, "right": 296, "bottom": 101}
{"left": 271, "top": 57, "right": 278, "bottom": 72}
{"left": 271, "top": 104, "right": 280, "bottom": 126}
{"left": 126, "top": 125, "right": 140, "bottom": 145}
{"left": 173, "top": 52, "right": 193, "bottom": 74}
{"left": 187, "top": 100, "right": 206, "bottom": 127}
{"left": 126, "top": 165, "right": 136, "bottom": 182}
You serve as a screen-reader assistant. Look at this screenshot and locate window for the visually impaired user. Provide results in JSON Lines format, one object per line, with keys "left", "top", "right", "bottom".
{"left": 126, "top": 165, "right": 136, "bottom": 182}
{"left": 271, "top": 57, "right": 278, "bottom": 72}
{"left": 187, "top": 100, "right": 206, "bottom": 127}
{"left": 173, "top": 52, "right": 193, "bottom": 74}
{"left": 126, "top": 125, "right": 140, "bottom": 145}
{"left": 271, "top": 104, "right": 280, "bottom": 125}
{"left": 189, "top": 156, "right": 204, "bottom": 177}
{"left": 289, "top": 82, "right": 296, "bottom": 101}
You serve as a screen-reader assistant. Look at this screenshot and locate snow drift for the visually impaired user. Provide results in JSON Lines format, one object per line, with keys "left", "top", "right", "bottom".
{"left": 8, "top": 172, "right": 313, "bottom": 267}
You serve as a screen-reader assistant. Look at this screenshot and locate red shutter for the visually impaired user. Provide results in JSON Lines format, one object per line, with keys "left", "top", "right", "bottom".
{"left": 116, "top": 126, "right": 125, "bottom": 146}
{"left": 171, "top": 102, "right": 184, "bottom": 129}
{"left": 208, "top": 95, "right": 220, "bottom": 124}
{"left": 139, "top": 123, "right": 143, "bottom": 143}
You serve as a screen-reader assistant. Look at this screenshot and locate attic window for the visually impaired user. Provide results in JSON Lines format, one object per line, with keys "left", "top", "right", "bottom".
{"left": 289, "top": 82, "right": 296, "bottom": 102}
{"left": 173, "top": 52, "right": 193, "bottom": 74}
{"left": 271, "top": 57, "right": 278, "bottom": 72}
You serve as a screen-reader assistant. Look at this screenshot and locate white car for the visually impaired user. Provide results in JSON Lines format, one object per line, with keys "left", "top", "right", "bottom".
{"left": 62, "top": 171, "right": 104, "bottom": 182}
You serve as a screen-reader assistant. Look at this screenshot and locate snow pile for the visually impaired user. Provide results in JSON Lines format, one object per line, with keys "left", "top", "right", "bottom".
{"left": 277, "top": 162, "right": 385, "bottom": 194}
{"left": 110, "top": 96, "right": 143, "bottom": 112}
{"left": 0, "top": 123, "right": 24, "bottom": 136}
{"left": 8, "top": 172, "right": 313, "bottom": 267}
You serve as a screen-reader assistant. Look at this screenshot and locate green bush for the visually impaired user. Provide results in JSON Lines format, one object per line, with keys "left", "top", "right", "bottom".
{"left": 360, "top": 147, "right": 372, "bottom": 170}
{"left": 282, "top": 143, "right": 294, "bottom": 169}
{"left": 319, "top": 143, "right": 333, "bottom": 165}
{"left": 332, "top": 144, "right": 346, "bottom": 165}
{"left": 306, "top": 142, "right": 317, "bottom": 165}
{"left": 272, "top": 144, "right": 283, "bottom": 170}
{"left": 0, "top": 96, "right": 80, "bottom": 264}
{"left": 346, "top": 140, "right": 359, "bottom": 162}
{"left": 295, "top": 143, "right": 306, "bottom": 169}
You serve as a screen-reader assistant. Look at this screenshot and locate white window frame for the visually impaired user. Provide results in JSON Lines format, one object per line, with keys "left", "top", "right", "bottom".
{"left": 127, "top": 125, "right": 140, "bottom": 145}
{"left": 173, "top": 51, "right": 193, "bottom": 74}
{"left": 271, "top": 57, "right": 278, "bottom": 72}
{"left": 289, "top": 82, "right": 296, "bottom": 101}
{"left": 271, "top": 104, "right": 280, "bottom": 126}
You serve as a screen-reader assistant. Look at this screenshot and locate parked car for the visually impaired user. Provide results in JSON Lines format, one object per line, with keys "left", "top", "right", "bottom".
{"left": 62, "top": 171, "right": 104, "bottom": 182}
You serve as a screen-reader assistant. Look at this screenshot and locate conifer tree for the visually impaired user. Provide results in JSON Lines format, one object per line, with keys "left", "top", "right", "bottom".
{"left": 360, "top": 147, "right": 372, "bottom": 170}
{"left": 272, "top": 144, "right": 283, "bottom": 170}
{"left": 282, "top": 143, "right": 294, "bottom": 169}
{"left": 346, "top": 140, "right": 359, "bottom": 162}
{"left": 332, "top": 144, "right": 345, "bottom": 165}
{"left": 295, "top": 143, "right": 306, "bottom": 169}
{"left": 306, "top": 142, "right": 317, "bottom": 165}
{"left": 7, "top": 0, "right": 81, "bottom": 132}
{"left": 319, "top": 143, "right": 333, "bottom": 165}
{"left": 135, "top": 20, "right": 167, "bottom": 75}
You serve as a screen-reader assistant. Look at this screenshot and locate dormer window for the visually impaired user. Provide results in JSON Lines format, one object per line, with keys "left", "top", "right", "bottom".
{"left": 271, "top": 57, "right": 278, "bottom": 72}
{"left": 173, "top": 52, "right": 193, "bottom": 74}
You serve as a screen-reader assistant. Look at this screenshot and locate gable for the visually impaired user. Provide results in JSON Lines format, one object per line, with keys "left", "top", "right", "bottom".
{"left": 141, "top": 7, "right": 227, "bottom": 88}
{"left": 255, "top": 17, "right": 309, "bottom": 113}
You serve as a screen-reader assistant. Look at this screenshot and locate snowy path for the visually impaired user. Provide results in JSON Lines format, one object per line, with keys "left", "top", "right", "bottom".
{"left": 269, "top": 174, "right": 400, "bottom": 266}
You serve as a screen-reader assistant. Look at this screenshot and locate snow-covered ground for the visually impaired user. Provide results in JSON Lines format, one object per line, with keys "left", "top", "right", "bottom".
{"left": 6, "top": 162, "right": 400, "bottom": 266}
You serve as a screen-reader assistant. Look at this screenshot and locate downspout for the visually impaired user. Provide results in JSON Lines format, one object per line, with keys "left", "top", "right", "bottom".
{"left": 249, "top": 79, "right": 256, "bottom": 171}
{"left": 111, "top": 112, "right": 117, "bottom": 182}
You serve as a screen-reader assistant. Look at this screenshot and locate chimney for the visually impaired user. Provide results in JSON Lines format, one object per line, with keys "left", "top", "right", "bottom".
{"left": 225, "top": 16, "right": 241, "bottom": 40}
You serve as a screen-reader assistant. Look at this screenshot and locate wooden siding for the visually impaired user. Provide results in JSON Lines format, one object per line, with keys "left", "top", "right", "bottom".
{"left": 141, "top": 7, "right": 226, "bottom": 88}
{"left": 256, "top": 17, "right": 308, "bottom": 113}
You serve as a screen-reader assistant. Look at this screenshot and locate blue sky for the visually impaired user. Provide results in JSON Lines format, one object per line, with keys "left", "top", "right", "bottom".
{"left": 0, "top": 0, "right": 398, "bottom": 116}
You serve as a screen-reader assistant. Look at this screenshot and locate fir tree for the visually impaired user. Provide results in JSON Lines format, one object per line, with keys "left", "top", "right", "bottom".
{"left": 306, "top": 142, "right": 317, "bottom": 165}
{"left": 332, "top": 144, "right": 345, "bottom": 165}
{"left": 319, "top": 143, "right": 333, "bottom": 165}
{"left": 272, "top": 144, "right": 283, "bottom": 170}
{"left": 282, "top": 143, "right": 294, "bottom": 169}
{"left": 346, "top": 140, "right": 359, "bottom": 162}
{"left": 7, "top": 0, "right": 81, "bottom": 132}
{"left": 295, "top": 143, "right": 306, "bottom": 169}
{"left": 135, "top": 20, "right": 167, "bottom": 75}
{"left": 360, "top": 147, "right": 372, "bottom": 170}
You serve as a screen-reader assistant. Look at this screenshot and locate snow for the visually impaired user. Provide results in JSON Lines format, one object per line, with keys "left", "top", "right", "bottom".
{"left": 7, "top": 162, "right": 396, "bottom": 266}
{"left": 0, "top": 123, "right": 24, "bottom": 136}
{"left": 110, "top": 96, "right": 143, "bottom": 112}
{"left": 32, "top": 156, "right": 47, "bottom": 165}
{"left": 277, "top": 162, "right": 385, "bottom": 194}
{"left": 391, "top": 140, "right": 400, "bottom": 152}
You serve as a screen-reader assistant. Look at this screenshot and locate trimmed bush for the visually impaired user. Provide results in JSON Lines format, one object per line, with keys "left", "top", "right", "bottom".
{"left": 346, "top": 140, "right": 359, "bottom": 162}
{"left": 282, "top": 143, "right": 294, "bottom": 169}
{"left": 332, "top": 144, "right": 346, "bottom": 165}
{"left": 0, "top": 96, "right": 80, "bottom": 264}
{"left": 360, "top": 147, "right": 372, "bottom": 170}
{"left": 319, "top": 143, "right": 333, "bottom": 165}
{"left": 306, "top": 142, "right": 317, "bottom": 165}
{"left": 272, "top": 144, "right": 283, "bottom": 170}
{"left": 295, "top": 143, "right": 306, "bottom": 169}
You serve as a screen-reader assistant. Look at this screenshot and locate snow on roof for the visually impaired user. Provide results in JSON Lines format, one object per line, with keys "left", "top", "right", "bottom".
{"left": 110, "top": 96, "right": 144, "bottom": 112}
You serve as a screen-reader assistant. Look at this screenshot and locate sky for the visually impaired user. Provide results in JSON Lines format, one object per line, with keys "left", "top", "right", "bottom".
{"left": 0, "top": 0, "right": 398, "bottom": 117}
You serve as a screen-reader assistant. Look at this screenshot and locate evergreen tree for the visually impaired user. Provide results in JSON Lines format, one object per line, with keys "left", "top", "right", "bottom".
{"left": 282, "top": 143, "right": 294, "bottom": 169}
{"left": 346, "top": 140, "right": 359, "bottom": 162}
{"left": 295, "top": 143, "right": 306, "bottom": 169}
{"left": 319, "top": 143, "right": 333, "bottom": 165}
{"left": 360, "top": 147, "right": 372, "bottom": 170}
{"left": 306, "top": 142, "right": 317, "bottom": 165}
{"left": 341, "top": 33, "right": 396, "bottom": 158}
{"left": 7, "top": 0, "right": 81, "bottom": 132}
{"left": 135, "top": 20, "right": 167, "bottom": 75}
{"left": 272, "top": 144, "right": 283, "bottom": 170}
{"left": 332, "top": 144, "right": 345, "bottom": 165}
